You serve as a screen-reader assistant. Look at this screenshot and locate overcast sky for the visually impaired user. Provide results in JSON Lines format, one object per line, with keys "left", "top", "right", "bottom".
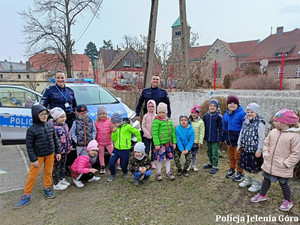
{"left": 1, "top": 0, "right": 300, "bottom": 62}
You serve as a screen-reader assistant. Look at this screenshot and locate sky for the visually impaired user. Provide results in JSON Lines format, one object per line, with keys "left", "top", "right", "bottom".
{"left": 1, "top": 0, "right": 300, "bottom": 62}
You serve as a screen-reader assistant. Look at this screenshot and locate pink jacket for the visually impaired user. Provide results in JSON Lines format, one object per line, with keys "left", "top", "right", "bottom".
{"left": 262, "top": 128, "right": 300, "bottom": 178}
{"left": 71, "top": 155, "right": 91, "bottom": 174}
{"left": 142, "top": 100, "right": 157, "bottom": 139}
{"left": 95, "top": 117, "right": 113, "bottom": 146}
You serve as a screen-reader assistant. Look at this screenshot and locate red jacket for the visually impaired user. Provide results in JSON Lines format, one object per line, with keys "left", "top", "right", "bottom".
{"left": 95, "top": 117, "right": 113, "bottom": 146}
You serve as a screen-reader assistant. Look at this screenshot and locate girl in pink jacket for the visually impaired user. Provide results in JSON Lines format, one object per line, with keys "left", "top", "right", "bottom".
{"left": 251, "top": 109, "right": 300, "bottom": 212}
{"left": 71, "top": 140, "right": 101, "bottom": 188}
{"left": 95, "top": 106, "right": 119, "bottom": 174}
{"left": 142, "top": 100, "right": 156, "bottom": 168}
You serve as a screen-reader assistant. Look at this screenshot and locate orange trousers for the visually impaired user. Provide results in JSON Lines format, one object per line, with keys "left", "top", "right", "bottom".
{"left": 24, "top": 153, "right": 54, "bottom": 195}
{"left": 227, "top": 145, "right": 243, "bottom": 173}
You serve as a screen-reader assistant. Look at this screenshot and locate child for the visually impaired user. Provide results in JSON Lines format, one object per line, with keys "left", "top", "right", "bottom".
{"left": 251, "top": 109, "right": 300, "bottom": 212}
{"left": 107, "top": 112, "right": 142, "bottom": 182}
{"left": 71, "top": 140, "right": 101, "bottom": 188}
{"left": 70, "top": 104, "right": 96, "bottom": 156}
{"left": 142, "top": 100, "right": 157, "bottom": 169}
{"left": 95, "top": 106, "right": 119, "bottom": 174}
{"left": 175, "top": 114, "right": 195, "bottom": 177}
{"left": 189, "top": 104, "right": 205, "bottom": 172}
{"left": 14, "top": 105, "right": 61, "bottom": 209}
{"left": 238, "top": 103, "right": 265, "bottom": 192}
{"left": 152, "top": 102, "right": 177, "bottom": 181}
{"left": 50, "top": 107, "right": 73, "bottom": 191}
{"left": 223, "top": 95, "right": 246, "bottom": 181}
{"left": 203, "top": 99, "right": 223, "bottom": 174}
{"left": 129, "top": 142, "right": 152, "bottom": 186}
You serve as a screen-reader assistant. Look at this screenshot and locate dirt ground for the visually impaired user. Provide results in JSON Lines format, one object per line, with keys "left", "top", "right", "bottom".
{"left": 0, "top": 149, "right": 299, "bottom": 225}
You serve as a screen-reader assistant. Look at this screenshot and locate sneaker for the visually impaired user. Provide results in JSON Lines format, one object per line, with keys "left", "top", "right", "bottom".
{"left": 151, "top": 162, "right": 156, "bottom": 169}
{"left": 233, "top": 172, "right": 244, "bottom": 182}
{"left": 123, "top": 173, "right": 129, "bottom": 179}
{"left": 43, "top": 188, "right": 56, "bottom": 199}
{"left": 117, "top": 165, "right": 122, "bottom": 171}
{"left": 203, "top": 164, "right": 213, "bottom": 169}
{"left": 210, "top": 168, "right": 219, "bottom": 174}
{"left": 279, "top": 200, "right": 293, "bottom": 212}
{"left": 225, "top": 169, "right": 235, "bottom": 178}
{"left": 177, "top": 169, "right": 182, "bottom": 176}
{"left": 192, "top": 165, "right": 199, "bottom": 172}
{"left": 166, "top": 172, "right": 175, "bottom": 180}
{"left": 187, "top": 164, "right": 191, "bottom": 171}
{"left": 248, "top": 179, "right": 261, "bottom": 192}
{"left": 250, "top": 193, "right": 267, "bottom": 203}
{"left": 60, "top": 178, "right": 70, "bottom": 186}
{"left": 73, "top": 179, "right": 84, "bottom": 188}
{"left": 142, "top": 176, "right": 150, "bottom": 183}
{"left": 99, "top": 167, "right": 106, "bottom": 174}
{"left": 183, "top": 170, "right": 189, "bottom": 177}
{"left": 239, "top": 176, "right": 252, "bottom": 188}
{"left": 156, "top": 173, "right": 163, "bottom": 181}
{"left": 134, "top": 179, "right": 139, "bottom": 186}
{"left": 107, "top": 174, "right": 117, "bottom": 182}
{"left": 14, "top": 195, "right": 31, "bottom": 209}
{"left": 88, "top": 176, "right": 101, "bottom": 182}
{"left": 53, "top": 182, "right": 68, "bottom": 191}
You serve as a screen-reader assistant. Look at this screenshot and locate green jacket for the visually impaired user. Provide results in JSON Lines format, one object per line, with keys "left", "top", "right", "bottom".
{"left": 191, "top": 119, "right": 205, "bottom": 144}
{"left": 152, "top": 117, "right": 177, "bottom": 146}
{"left": 111, "top": 124, "right": 142, "bottom": 150}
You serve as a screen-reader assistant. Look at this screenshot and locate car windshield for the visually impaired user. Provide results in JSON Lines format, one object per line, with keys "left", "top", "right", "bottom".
{"left": 69, "top": 85, "right": 118, "bottom": 105}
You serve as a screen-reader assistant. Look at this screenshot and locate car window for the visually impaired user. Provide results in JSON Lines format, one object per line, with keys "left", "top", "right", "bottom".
{"left": 69, "top": 85, "right": 118, "bottom": 105}
{"left": 0, "top": 87, "right": 41, "bottom": 108}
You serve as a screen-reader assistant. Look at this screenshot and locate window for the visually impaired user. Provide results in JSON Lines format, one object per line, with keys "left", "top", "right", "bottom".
{"left": 18, "top": 75, "right": 21, "bottom": 79}
{"left": 26, "top": 75, "right": 30, "bottom": 79}
{"left": 0, "top": 74, "right": 3, "bottom": 79}
{"left": 276, "top": 67, "right": 285, "bottom": 77}
{"left": 276, "top": 52, "right": 288, "bottom": 57}
{"left": 175, "top": 31, "right": 181, "bottom": 37}
{"left": 134, "top": 61, "right": 142, "bottom": 68}
{"left": 296, "top": 66, "right": 300, "bottom": 77}
{"left": 212, "top": 67, "right": 221, "bottom": 78}
{"left": 123, "top": 60, "right": 130, "bottom": 67}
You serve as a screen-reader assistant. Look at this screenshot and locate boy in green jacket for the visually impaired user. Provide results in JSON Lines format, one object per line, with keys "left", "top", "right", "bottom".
{"left": 152, "top": 103, "right": 177, "bottom": 181}
{"left": 107, "top": 112, "right": 142, "bottom": 182}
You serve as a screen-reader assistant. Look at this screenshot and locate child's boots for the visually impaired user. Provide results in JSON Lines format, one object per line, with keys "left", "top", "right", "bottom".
{"left": 248, "top": 179, "right": 261, "bottom": 192}
{"left": 239, "top": 176, "right": 252, "bottom": 188}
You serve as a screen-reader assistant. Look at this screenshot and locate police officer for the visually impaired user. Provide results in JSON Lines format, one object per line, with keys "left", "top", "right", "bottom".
{"left": 41, "top": 71, "right": 77, "bottom": 128}
{"left": 136, "top": 75, "right": 171, "bottom": 120}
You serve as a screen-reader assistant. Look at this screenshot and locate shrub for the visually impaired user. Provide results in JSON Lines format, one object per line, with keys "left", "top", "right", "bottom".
{"left": 200, "top": 96, "right": 227, "bottom": 117}
{"left": 244, "top": 64, "right": 259, "bottom": 75}
{"left": 223, "top": 74, "right": 232, "bottom": 89}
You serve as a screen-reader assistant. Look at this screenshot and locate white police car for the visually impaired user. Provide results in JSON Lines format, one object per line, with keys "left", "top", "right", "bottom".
{"left": 0, "top": 80, "right": 140, "bottom": 145}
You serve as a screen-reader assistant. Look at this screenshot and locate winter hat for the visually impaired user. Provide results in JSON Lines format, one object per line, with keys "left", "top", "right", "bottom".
{"left": 157, "top": 102, "right": 167, "bottom": 114}
{"left": 86, "top": 140, "right": 99, "bottom": 151}
{"left": 97, "top": 106, "right": 107, "bottom": 114}
{"left": 209, "top": 99, "right": 219, "bottom": 108}
{"left": 50, "top": 107, "right": 66, "bottom": 120}
{"left": 76, "top": 104, "right": 88, "bottom": 113}
{"left": 274, "top": 109, "right": 299, "bottom": 125}
{"left": 179, "top": 114, "right": 189, "bottom": 121}
{"left": 191, "top": 104, "right": 201, "bottom": 115}
{"left": 111, "top": 112, "right": 123, "bottom": 124}
{"left": 227, "top": 95, "right": 240, "bottom": 105}
{"left": 11, "top": 98, "right": 16, "bottom": 103}
{"left": 134, "top": 142, "right": 146, "bottom": 160}
{"left": 246, "top": 103, "right": 260, "bottom": 115}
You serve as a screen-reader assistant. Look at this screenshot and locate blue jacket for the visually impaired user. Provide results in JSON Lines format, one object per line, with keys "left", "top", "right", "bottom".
{"left": 203, "top": 111, "right": 223, "bottom": 142}
{"left": 222, "top": 106, "right": 246, "bottom": 146}
{"left": 175, "top": 124, "right": 195, "bottom": 151}
{"left": 136, "top": 87, "right": 171, "bottom": 117}
{"left": 41, "top": 84, "right": 77, "bottom": 113}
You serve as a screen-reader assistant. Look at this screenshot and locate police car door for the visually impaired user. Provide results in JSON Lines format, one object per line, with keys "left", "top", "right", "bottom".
{"left": 0, "top": 86, "right": 41, "bottom": 145}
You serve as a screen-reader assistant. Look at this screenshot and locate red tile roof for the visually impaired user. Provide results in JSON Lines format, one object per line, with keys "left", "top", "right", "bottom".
{"left": 188, "top": 45, "right": 211, "bottom": 59}
{"left": 99, "top": 49, "right": 119, "bottom": 69}
{"left": 222, "top": 40, "right": 258, "bottom": 56}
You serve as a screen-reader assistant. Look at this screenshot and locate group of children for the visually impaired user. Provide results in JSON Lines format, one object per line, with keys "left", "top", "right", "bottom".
{"left": 14, "top": 95, "right": 300, "bottom": 213}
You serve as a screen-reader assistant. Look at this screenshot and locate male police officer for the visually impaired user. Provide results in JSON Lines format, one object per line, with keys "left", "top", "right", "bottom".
{"left": 136, "top": 75, "right": 171, "bottom": 120}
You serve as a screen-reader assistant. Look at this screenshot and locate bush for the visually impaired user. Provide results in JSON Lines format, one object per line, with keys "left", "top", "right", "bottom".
{"left": 223, "top": 74, "right": 232, "bottom": 89}
{"left": 200, "top": 96, "right": 227, "bottom": 117}
{"left": 244, "top": 64, "right": 259, "bottom": 75}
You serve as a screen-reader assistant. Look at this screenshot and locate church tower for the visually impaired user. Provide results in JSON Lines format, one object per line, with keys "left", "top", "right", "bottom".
{"left": 171, "top": 17, "right": 191, "bottom": 54}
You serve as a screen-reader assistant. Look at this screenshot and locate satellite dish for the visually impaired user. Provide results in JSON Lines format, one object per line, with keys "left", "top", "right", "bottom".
{"left": 260, "top": 59, "right": 269, "bottom": 74}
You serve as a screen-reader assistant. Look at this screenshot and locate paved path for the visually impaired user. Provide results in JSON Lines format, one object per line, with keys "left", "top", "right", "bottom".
{"left": 0, "top": 145, "right": 28, "bottom": 194}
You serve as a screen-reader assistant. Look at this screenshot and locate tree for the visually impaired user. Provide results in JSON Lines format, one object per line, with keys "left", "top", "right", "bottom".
{"left": 84, "top": 41, "right": 99, "bottom": 69}
{"left": 19, "top": 0, "right": 103, "bottom": 78}
{"left": 102, "top": 39, "right": 113, "bottom": 49}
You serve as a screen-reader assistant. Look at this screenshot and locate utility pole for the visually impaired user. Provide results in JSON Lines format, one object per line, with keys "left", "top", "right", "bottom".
{"left": 179, "top": 0, "right": 190, "bottom": 91}
{"left": 144, "top": 0, "right": 159, "bottom": 88}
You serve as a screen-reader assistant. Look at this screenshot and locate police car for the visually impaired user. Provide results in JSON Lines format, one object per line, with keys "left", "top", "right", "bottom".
{"left": 0, "top": 80, "right": 140, "bottom": 145}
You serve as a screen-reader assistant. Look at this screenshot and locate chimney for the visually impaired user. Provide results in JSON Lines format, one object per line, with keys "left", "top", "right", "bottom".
{"left": 10, "top": 65, "right": 13, "bottom": 72}
{"left": 276, "top": 26, "right": 284, "bottom": 34}
{"left": 26, "top": 61, "right": 32, "bottom": 71}
{"left": 20, "top": 60, "right": 23, "bottom": 64}
{"left": 137, "top": 49, "right": 143, "bottom": 57}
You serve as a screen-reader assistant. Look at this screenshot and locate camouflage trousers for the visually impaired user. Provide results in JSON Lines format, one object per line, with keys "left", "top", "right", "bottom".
{"left": 174, "top": 148, "right": 192, "bottom": 171}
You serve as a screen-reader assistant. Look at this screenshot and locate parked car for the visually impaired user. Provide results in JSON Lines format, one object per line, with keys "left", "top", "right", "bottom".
{"left": 0, "top": 80, "right": 140, "bottom": 145}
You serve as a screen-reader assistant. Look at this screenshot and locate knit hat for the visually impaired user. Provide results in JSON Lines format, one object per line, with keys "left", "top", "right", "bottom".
{"left": 111, "top": 112, "right": 123, "bottom": 124}
{"left": 86, "top": 140, "right": 99, "bottom": 151}
{"left": 11, "top": 98, "right": 16, "bottom": 103}
{"left": 179, "top": 114, "right": 189, "bottom": 121}
{"left": 227, "top": 95, "right": 239, "bottom": 105}
{"left": 157, "top": 102, "right": 167, "bottom": 113}
{"left": 50, "top": 107, "right": 66, "bottom": 120}
{"left": 191, "top": 104, "right": 201, "bottom": 115}
{"left": 76, "top": 104, "right": 88, "bottom": 113}
{"left": 134, "top": 142, "right": 146, "bottom": 160}
{"left": 274, "top": 109, "right": 299, "bottom": 125}
{"left": 246, "top": 103, "right": 260, "bottom": 115}
{"left": 209, "top": 99, "right": 219, "bottom": 108}
{"left": 97, "top": 106, "right": 107, "bottom": 114}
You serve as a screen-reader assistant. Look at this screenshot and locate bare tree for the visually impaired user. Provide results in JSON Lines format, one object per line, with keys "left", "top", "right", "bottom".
{"left": 19, "top": 0, "right": 103, "bottom": 78}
